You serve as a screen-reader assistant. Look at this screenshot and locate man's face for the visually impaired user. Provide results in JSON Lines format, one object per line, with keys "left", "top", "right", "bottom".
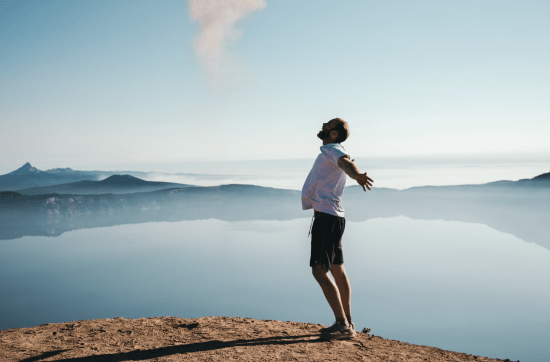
{"left": 317, "top": 120, "right": 337, "bottom": 140}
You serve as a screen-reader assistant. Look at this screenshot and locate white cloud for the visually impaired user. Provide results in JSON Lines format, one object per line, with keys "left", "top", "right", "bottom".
{"left": 188, "top": 0, "right": 267, "bottom": 89}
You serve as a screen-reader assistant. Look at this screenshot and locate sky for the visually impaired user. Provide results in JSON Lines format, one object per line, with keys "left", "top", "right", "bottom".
{"left": 1, "top": 0, "right": 549, "bottom": 178}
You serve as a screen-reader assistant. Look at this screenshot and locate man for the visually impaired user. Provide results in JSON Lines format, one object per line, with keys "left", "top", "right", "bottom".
{"left": 302, "top": 118, "right": 373, "bottom": 340}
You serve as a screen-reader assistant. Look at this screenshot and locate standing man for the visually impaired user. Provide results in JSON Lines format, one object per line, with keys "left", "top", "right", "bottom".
{"left": 302, "top": 118, "right": 373, "bottom": 340}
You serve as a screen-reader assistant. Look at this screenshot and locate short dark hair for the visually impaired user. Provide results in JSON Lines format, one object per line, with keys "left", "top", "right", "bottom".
{"left": 330, "top": 118, "right": 349, "bottom": 143}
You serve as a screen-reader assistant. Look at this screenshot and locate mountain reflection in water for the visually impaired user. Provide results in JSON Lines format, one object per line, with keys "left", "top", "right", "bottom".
{"left": 1, "top": 184, "right": 549, "bottom": 251}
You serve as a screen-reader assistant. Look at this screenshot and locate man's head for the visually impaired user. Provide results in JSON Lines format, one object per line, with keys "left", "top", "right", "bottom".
{"left": 317, "top": 118, "right": 349, "bottom": 144}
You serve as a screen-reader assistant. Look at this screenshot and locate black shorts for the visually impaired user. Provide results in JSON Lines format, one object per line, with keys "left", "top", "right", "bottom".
{"left": 309, "top": 210, "right": 346, "bottom": 271}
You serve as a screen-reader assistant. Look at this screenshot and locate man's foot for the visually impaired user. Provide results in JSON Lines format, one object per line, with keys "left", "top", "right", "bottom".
{"left": 320, "top": 320, "right": 356, "bottom": 340}
{"left": 320, "top": 321, "right": 355, "bottom": 333}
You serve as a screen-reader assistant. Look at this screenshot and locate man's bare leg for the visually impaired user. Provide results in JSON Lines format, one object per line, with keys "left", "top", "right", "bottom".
{"left": 331, "top": 264, "right": 352, "bottom": 324}
{"left": 312, "top": 265, "right": 346, "bottom": 322}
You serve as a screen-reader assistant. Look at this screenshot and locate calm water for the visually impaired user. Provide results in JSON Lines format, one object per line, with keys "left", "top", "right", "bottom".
{"left": 1, "top": 217, "right": 549, "bottom": 361}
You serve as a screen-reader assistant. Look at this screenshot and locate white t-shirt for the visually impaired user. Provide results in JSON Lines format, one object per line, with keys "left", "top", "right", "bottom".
{"left": 302, "top": 143, "right": 349, "bottom": 217}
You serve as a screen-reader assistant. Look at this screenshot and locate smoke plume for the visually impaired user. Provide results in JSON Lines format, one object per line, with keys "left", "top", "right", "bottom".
{"left": 188, "top": 0, "right": 267, "bottom": 86}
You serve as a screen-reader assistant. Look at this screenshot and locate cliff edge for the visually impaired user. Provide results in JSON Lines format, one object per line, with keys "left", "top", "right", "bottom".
{"left": 0, "top": 316, "right": 514, "bottom": 361}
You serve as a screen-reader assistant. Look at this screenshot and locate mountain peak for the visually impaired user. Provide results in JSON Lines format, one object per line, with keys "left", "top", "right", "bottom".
{"left": 8, "top": 162, "right": 41, "bottom": 175}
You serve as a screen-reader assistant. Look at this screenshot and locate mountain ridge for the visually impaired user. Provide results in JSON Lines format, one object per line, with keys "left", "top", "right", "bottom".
{"left": 1, "top": 162, "right": 549, "bottom": 192}
{"left": 13, "top": 174, "right": 198, "bottom": 196}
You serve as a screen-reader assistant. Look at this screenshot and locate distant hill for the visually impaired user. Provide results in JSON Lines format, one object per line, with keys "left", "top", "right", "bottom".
{"left": 533, "top": 171, "right": 550, "bottom": 180}
{"left": 2, "top": 162, "right": 549, "bottom": 193}
{"left": 520, "top": 171, "right": 550, "bottom": 185}
{"left": 0, "top": 163, "right": 203, "bottom": 192}
{"left": 97, "top": 175, "right": 150, "bottom": 185}
{"left": 15, "top": 174, "right": 198, "bottom": 195}
{"left": 399, "top": 171, "right": 550, "bottom": 192}
{"left": 0, "top": 163, "right": 97, "bottom": 191}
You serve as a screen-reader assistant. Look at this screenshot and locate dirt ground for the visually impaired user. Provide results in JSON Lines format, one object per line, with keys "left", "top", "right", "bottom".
{"left": 0, "top": 316, "right": 516, "bottom": 361}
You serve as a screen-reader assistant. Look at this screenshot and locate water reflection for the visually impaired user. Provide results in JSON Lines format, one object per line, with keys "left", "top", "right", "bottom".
{"left": 2, "top": 185, "right": 549, "bottom": 252}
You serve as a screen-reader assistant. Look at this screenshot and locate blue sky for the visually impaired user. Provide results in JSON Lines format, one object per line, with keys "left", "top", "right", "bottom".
{"left": 1, "top": 0, "right": 549, "bottom": 174}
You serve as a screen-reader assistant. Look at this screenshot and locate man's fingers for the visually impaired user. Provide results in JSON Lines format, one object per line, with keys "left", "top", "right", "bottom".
{"left": 362, "top": 172, "right": 374, "bottom": 182}
{"left": 359, "top": 179, "right": 372, "bottom": 191}
{"left": 356, "top": 173, "right": 373, "bottom": 191}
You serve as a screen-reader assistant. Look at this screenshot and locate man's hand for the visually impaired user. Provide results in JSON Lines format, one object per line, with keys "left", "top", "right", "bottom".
{"left": 351, "top": 159, "right": 373, "bottom": 191}
{"left": 338, "top": 156, "right": 374, "bottom": 191}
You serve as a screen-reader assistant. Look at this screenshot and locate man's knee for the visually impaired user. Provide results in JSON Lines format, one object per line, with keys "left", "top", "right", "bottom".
{"left": 331, "top": 264, "right": 346, "bottom": 278}
{"left": 312, "top": 264, "right": 329, "bottom": 283}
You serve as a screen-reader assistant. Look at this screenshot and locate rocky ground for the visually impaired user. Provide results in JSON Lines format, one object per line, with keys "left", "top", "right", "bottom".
{"left": 0, "top": 316, "right": 517, "bottom": 362}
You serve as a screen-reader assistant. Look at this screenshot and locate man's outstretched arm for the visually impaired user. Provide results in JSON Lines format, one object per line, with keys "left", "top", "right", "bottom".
{"left": 337, "top": 155, "right": 374, "bottom": 191}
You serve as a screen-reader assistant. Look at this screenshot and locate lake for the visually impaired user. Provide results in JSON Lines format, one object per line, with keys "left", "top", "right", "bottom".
{"left": 1, "top": 216, "right": 549, "bottom": 362}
